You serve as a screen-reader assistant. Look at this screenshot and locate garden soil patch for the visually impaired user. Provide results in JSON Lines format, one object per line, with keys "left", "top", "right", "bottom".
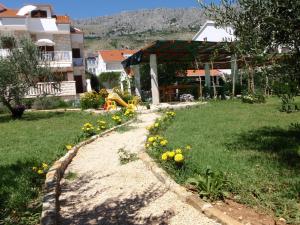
{"left": 214, "top": 199, "right": 286, "bottom": 225}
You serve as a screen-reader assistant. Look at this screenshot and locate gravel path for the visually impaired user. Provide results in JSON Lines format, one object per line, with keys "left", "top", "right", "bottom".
{"left": 59, "top": 113, "right": 220, "bottom": 225}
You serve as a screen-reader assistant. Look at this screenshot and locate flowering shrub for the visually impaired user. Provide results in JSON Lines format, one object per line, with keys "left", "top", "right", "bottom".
{"left": 242, "top": 93, "right": 266, "bottom": 104}
{"left": 80, "top": 91, "right": 105, "bottom": 109}
{"left": 124, "top": 108, "right": 136, "bottom": 118}
{"left": 160, "top": 145, "right": 192, "bottom": 166}
{"left": 112, "top": 115, "right": 122, "bottom": 124}
{"left": 147, "top": 111, "right": 176, "bottom": 135}
{"left": 97, "top": 120, "right": 107, "bottom": 131}
{"left": 145, "top": 110, "right": 192, "bottom": 168}
{"left": 118, "top": 148, "right": 138, "bottom": 165}
{"left": 32, "top": 162, "right": 48, "bottom": 175}
{"left": 65, "top": 145, "right": 73, "bottom": 151}
{"left": 82, "top": 122, "right": 96, "bottom": 137}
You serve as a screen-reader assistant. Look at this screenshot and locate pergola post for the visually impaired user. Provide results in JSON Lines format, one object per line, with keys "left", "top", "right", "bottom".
{"left": 204, "top": 63, "right": 211, "bottom": 97}
{"left": 150, "top": 54, "right": 160, "bottom": 104}
{"left": 231, "top": 55, "right": 237, "bottom": 97}
{"left": 132, "top": 65, "right": 141, "bottom": 97}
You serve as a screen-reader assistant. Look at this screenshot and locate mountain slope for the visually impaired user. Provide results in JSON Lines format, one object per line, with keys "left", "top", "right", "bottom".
{"left": 74, "top": 8, "right": 206, "bottom": 51}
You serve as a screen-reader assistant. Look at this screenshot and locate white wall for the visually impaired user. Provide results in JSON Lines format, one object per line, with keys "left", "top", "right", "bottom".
{"left": 71, "top": 33, "right": 84, "bottom": 43}
{"left": 193, "top": 21, "right": 235, "bottom": 42}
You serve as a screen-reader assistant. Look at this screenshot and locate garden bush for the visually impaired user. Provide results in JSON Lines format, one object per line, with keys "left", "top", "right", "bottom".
{"left": 242, "top": 93, "right": 266, "bottom": 104}
{"left": 80, "top": 91, "right": 104, "bottom": 110}
{"left": 32, "top": 96, "right": 69, "bottom": 110}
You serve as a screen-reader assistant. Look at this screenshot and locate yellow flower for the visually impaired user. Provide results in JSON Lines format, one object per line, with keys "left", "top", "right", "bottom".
{"left": 161, "top": 153, "right": 168, "bottom": 161}
{"left": 146, "top": 143, "right": 150, "bottom": 148}
{"left": 175, "top": 149, "right": 182, "bottom": 154}
{"left": 42, "top": 163, "right": 48, "bottom": 170}
{"left": 154, "top": 123, "right": 160, "bottom": 128}
{"left": 32, "top": 167, "right": 37, "bottom": 171}
{"left": 168, "top": 151, "right": 175, "bottom": 158}
{"left": 186, "top": 145, "right": 192, "bottom": 150}
{"left": 37, "top": 169, "right": 44, "bottom": 175}
{"left": 66, "top": 145, "right": 73, "bottom": 151}
{"left": 174, "top": 154, "right": 184, "bottom": 163}
{"left": 160, "top": 139, "right": 168, "bottom": 146}
{"left": 148, "top": 137, "right": 155, "bottom": 142}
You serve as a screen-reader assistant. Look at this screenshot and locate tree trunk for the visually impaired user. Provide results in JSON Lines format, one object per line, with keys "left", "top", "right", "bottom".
{"left": 1, "top": 98, "right": 25, "bottom": 119}
{"left": 248, "top": 66, "right": 255, "bottom": 94}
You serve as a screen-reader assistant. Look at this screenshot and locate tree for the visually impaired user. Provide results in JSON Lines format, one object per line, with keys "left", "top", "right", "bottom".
{"left": 199, "top": 0, "right": 300, "bottom": 95}
{"left": 0, "top": 36, "right": 57, "bottom": 118}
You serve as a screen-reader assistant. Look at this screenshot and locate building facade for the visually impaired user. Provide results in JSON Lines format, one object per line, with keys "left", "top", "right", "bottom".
{"left": 0, "top": 4, "right": 86, "bottom": 98}
{"left": 94, "top": 50, "right": 136, "bottom": 91}
{"left": 193, "top": 20, "right": 235, "bottom": 42}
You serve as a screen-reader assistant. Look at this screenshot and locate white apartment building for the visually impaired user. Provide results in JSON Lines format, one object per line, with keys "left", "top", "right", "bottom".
{"left": 89, "top": 50, "right": 136, "bottom": 90}
{"left": 193, "top": 20, "right": 235, "bottom": 42}
{"left": 0, "top": 3, "right": 86, "bottom": 98}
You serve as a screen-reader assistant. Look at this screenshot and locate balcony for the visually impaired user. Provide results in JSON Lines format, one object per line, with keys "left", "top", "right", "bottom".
{"left": 26, "top": 81, "right": 76, "bottom": 98}
{"left": 39, "top": 51, "right": 72, "bottom": 68}
{"left": 73, "top": 58, "right": 84, "bottom": 67}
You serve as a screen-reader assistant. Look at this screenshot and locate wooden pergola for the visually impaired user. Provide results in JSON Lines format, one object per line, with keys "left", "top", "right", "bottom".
{"left": 122, "top": 40, "right": 237, "bottom": 104}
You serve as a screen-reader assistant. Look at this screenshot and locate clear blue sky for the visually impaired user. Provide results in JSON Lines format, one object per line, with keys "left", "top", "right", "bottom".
{"left": 1, "top": 0, "right": 218, "bottom": 19}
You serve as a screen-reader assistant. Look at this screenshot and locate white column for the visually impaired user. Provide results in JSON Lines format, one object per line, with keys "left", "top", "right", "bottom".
{"left": 132, "top": 65, "right": 141, "bottom": 97}
{"left": 86, "top": 79, "right": 92, "bottom": 92}
{"left": 150, "top": 54, "right": 160, "bottom": 104}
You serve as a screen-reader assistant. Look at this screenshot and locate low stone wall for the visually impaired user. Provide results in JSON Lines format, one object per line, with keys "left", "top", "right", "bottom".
{"left": 40, "top": 119, "right": 135, "bottom": 225}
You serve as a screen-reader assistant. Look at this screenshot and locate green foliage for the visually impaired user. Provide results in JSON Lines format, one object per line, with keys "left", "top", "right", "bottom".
{"left": 0, "top": 36, "right": 16, "bottom": 49}
{"left": 118, "top": 148, "right": 138, "bottom": 165}
{"left": 65, "top": 172, "right": 78, "bottom": 181}
{"left": 201, "top": 0, "right": 300, "bottom": 98}
{"left": 31, "top": 96, "right": 70, "bottom": 110}
{"left": 242, "top": 93, "right": 266, "bottom": 104}
{"left": 187, "top": 168, "right": 231, "bottom": 201}
{"left": 99, "top": 72, "right": 121, "bottom": 88}
{"left": 162, "top": 99, "right": 300, "bottom": 223}
{"left": 80, "top": 91, "right": 104, "bottom": 109}
{"left": 0, "top": 111, "right": 113, "bottom": 225}
{"left": 273, "top": 81, "right": 299, "bottom": 113}
{"left": 0, "top": 36, "right": 56, "bottom": 118}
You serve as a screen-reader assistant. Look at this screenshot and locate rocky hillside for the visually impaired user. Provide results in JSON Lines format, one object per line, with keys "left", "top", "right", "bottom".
{"left": 73, "top": 8, "right": 207, "bottom": 51}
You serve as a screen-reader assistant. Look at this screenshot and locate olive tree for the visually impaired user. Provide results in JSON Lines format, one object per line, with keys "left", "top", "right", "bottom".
{"left": 199, "top": 0, "right": 300, "bottom": 97}
{"left": 0, "top": 36, "right": 57, "bottom": 118}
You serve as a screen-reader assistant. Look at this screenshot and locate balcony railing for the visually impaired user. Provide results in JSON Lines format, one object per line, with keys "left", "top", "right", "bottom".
{"left": 26, "top": 81, "right": 76, "bottom": 98}
{"left": 73, "top": 58, "right": 84, "bottom": 67}
{"left": 39, "top": 51, "right": 72, "bottom": 62}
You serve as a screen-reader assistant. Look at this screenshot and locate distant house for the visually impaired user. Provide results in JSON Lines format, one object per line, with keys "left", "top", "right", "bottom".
{"left": 193, "top": 20, "right": 235, "bottom": 42}
{"left": 85, "top": 53, "right": 98, "bottom": 75}
{"left": 96, "top": 50, "right": 137, "bottom": 90}
{"left": 0, "top": 3, "right": 85, "bottom": 98}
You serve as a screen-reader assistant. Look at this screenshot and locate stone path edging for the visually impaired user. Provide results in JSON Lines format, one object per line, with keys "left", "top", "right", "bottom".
{"left": 138, "top": 152, "right": 243, "bottom": 225}
{"left": 40, "top": 118, "right": 135, "bottom": 225}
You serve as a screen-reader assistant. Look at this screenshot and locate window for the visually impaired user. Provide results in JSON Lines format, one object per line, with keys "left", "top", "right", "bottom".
{"left": 72, "top": 48, "right": 81, "bottom": 58}
{"left": 31, "top": 10, "right": 47, "bottom": 18}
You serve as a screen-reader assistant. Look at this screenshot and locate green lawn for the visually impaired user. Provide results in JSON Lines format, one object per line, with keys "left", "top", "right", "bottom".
{"left": 161, "top": 98, "right": 300, "bottom": 224}
{"left": 0, "top": 111, "right": 123, "bottom": 225}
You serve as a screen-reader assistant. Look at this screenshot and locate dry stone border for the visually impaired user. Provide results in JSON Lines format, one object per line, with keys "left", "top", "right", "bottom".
{"left": 40, "top": 119, "right": 135, "bottom": 225}
{"left": 138, "top": 152, "right": 243, "bottom": 225}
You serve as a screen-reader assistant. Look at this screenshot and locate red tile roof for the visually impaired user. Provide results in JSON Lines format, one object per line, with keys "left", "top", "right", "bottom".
{"left": 187, "top": 69, "right": 221, "bottom": 77}
{"left": 0, "top": 6, "right": 21, "bottom": 18}
{"left": 55, "top": 15, "right": 70, "bottom": 24}
{"left": 98, "top": 50, "right": 137, "bottom": 62}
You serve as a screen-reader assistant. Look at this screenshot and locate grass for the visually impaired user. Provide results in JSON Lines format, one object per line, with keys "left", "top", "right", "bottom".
{"left": 158, "top": 98, "right": 300, "bottom": 224}
{"left": 0, "top": 110, "right": 130, "bottom": 225}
